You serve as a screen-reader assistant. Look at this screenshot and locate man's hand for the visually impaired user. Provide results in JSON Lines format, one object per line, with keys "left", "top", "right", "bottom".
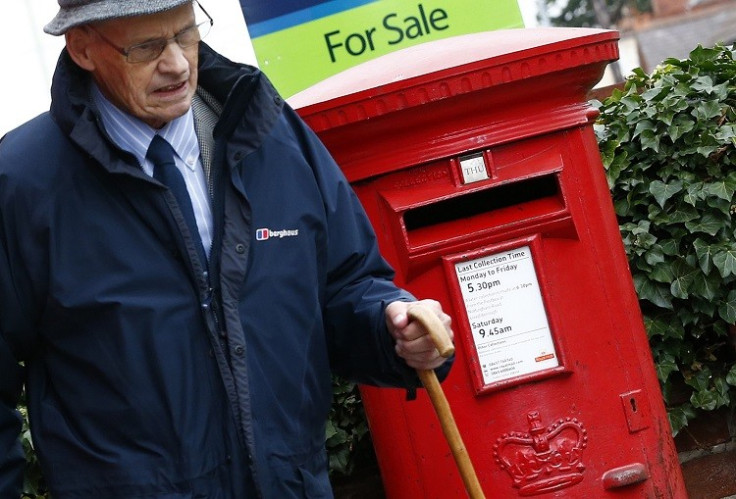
{"left": 385, "top": 299, "right": 453, "bottom": 370}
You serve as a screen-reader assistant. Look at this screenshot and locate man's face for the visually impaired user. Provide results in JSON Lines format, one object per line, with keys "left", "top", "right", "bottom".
{"left": 78, "top": 4, "right": 199, "bottom": 129}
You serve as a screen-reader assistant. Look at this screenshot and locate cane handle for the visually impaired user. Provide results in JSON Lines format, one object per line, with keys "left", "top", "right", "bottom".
{"left": 407, "top": 303, "right": 455, "bottom": 358}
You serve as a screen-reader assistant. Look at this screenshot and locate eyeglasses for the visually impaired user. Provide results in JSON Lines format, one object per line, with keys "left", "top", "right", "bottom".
{"left": 88, "top": 1, "right": 213, "bottom": 63}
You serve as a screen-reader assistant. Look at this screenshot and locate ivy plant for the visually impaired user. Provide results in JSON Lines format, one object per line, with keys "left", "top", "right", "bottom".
{"left": 19, "top": 392, "right": 47, "bottom": 499}
{"left": 326, "top": 377, "right": 370, "bottom": 477}
{"left": 594, "top": 43, "right": 736, "bottom": 435}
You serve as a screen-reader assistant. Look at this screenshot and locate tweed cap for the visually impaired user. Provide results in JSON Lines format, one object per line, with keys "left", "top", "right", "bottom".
{"left": 44, "top": 0, "right": 192, "bottom": 35}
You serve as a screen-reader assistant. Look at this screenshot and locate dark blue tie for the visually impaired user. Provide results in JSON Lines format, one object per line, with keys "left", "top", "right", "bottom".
{"left": 147, "top": 135, "right": 207, "bottom": 268}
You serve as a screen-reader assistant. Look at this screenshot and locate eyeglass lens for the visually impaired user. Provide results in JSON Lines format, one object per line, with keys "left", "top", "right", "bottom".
{"left": 127, "top": 22, "right": 210, "bottom": 62}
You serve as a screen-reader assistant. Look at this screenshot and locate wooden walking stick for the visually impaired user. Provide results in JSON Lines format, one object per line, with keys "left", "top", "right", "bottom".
{"left": 407, "top": 303, "right": 486, "bottom": 499}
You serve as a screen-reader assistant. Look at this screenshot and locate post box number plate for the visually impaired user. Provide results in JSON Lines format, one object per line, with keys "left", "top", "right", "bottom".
{"left": 454, "top": 246, "right": 559, "bottom": 385}
{"left": 459, "top": 154, "right": 490, "bottom": 184}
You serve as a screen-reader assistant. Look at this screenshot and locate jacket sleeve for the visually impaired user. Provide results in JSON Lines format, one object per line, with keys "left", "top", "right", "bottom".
{"left": 0, "top": 338, "right": 24, "bottom": 498}
{"left": 281, "top": 106, "right": 445, "bottom": 388}
{"left": 0, "top": 229, "right": 27, "bottom": 498}
{"left": 0, "top": 133, "right": 43, "bottom": 498}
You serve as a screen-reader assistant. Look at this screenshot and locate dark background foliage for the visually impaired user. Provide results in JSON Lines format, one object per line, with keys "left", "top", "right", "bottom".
{"left": 542, "top": 0, "right": 652, "bottom": 28}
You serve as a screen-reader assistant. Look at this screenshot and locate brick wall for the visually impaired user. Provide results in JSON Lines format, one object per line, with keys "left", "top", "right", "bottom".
{"left": 652, "top": 0, "right": 688, "bottom": 17}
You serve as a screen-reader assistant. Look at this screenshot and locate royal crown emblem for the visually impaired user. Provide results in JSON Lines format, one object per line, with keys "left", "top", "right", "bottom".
{"left": 493, "top": 411, "right": 588, "bottom": 496}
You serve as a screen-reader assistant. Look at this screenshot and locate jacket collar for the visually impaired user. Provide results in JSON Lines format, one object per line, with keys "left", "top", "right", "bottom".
{"left": 48, "top": 42, "right": 285, "bottom": 171}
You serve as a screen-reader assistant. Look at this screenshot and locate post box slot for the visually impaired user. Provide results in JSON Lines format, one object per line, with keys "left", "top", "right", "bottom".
{"left": 404, "top": 174, "right": 561, "bottom": 232}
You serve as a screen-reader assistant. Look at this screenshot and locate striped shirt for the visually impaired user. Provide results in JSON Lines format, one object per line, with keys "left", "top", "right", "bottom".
{"left": 92, "top": 84, "right": 213, "bottom": 257}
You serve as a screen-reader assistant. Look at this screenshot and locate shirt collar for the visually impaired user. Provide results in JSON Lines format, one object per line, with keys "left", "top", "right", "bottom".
{"left": 91, "top": 83, "right": 201, "bottom": 173}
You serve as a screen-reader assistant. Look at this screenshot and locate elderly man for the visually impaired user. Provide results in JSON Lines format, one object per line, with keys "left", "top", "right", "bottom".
{"left": 0, "top": 0, "right": 453, "bottom": 497}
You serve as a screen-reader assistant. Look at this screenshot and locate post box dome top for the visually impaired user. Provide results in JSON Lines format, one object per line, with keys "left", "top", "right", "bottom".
{"left": 289, "top": 27, "right": 619, "bottom": 132}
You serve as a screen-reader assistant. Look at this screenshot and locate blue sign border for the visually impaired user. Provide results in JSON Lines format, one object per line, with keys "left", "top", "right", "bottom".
{"left": 244, "top": 0, "right": 379, "bottom": 38}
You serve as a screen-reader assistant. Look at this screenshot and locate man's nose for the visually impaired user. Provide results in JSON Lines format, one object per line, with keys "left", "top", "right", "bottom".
{"left": 156, "top": 42, "right": 190, "bottom": 75}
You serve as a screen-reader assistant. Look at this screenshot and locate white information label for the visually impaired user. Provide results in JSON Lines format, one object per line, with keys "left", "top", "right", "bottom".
{"left": 454, "top": 246, "right": 558, "bottom": 385}
{"left": 459, "top": 154, "right": 489, "bottom": 184}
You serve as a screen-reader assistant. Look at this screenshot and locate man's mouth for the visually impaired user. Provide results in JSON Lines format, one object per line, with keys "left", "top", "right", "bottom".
{"left": 155, "top": 82, "right": 186, "bottom": 93}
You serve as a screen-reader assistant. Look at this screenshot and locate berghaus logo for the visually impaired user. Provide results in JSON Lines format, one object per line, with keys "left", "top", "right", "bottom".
{"left": 255, "top": 228, "right": 299, "bottom": 241}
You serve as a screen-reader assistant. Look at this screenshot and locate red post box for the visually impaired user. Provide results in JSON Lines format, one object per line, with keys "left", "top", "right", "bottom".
{"left": 291, "top": 28, "right": 687, "bottom": 498}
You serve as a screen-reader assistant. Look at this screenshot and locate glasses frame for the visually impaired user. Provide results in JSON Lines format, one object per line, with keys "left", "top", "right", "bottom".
{"left": 87, "top": 0, "right": 213, "bottom": 64}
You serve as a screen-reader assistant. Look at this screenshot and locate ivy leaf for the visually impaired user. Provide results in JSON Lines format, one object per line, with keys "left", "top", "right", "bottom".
{"left": 712, "top": 321, "right": 729, "bottom": 337}
{"left": 664, "top": 204, "right": 700, "bottom": 224}
{"left": 685, "top": 368, "right": 712, "bottom": 391}
{"left": 634, "top": 231, "right": 657, "bottom": 250}
{"left": 640, "top": 130, "right": 661, "bottom": 152}
{"left": 684, "top": 183, "right": 705, "bottom": 206}
{"left": 645, "top": 316, "right": 672, "bottom": 338}
{"left": 670, "top": 259, "right": 699, "bottom": 299}
{"left": 689, "top": 45, "right": 722, "bottom": 65}
{"left": 711, "top": 81, "right": 731, "bottom": 100}
{"left": 714, "top": 377, "right": 730, "bottom": 404}
{"left": 633, "top": 274, "right": 673, "bottom": 309}
{"left": 703, "top": 180, "right": 736, "bottom": 202}
{"left": 641, "top": 87, "right": 668, "bottom": 101}
{"left": 693, "top": 299, "right": 717, "bottom": 319}
{"left": 697, "top": 145, "right": 719, "bottom": 158}
{"left": 692, "top": 238, "right": 716, "bottom": 273}
{"left": 691, "top": 100, "right": 722, "bottom": 122}
{"left": 649, "top": 262, "right": 675, "bottom": 283}
{"left": 715, "top": 124, "right": 736, "bottom": 143}
{"left": 659, "top": 239, "right": 681, "bottom": 256}
{"left": 691, "top": 389, "right": 718, "bottom": 410}
{"left": 693, "top": 100, "right": 721, "bottom": 121}
{"left": 633, "top": 119, "right": 656, "bottom": 138}
{"left": 614, "top": 198, "right": 633, "bottom": 217}
{"left": 690, "top": 271, "right": 722, "bottom": 301}
{"left": 649, "top": 180, "right": 683, "bottom": 208}
{"left": 667, "top": 404, "right": 697, "bottom": 436}
{"left": 329, "top": 447, "right": 350, "bottom": 475}
{"left": 691, "top": 75, "right": 715, "bottom": 93}
{"left": 727, "top": 364, "right": 736, "bottom": 386}
{"left": 718, "top": 290, "right": 736, "bottom": 323}
{"left": 606, "top": 152, "right": 630, "bottom": 188}
{"left": 668, "top": 115, "right": 695, "bottom": 142}
{"left": 685, "top": 212, "right": 725, "bottom": 236}
{"left": 676, "top": 307, "right": 700, "bottom": 328}
{"left": 655, "top": 353, "right": 679, "bottom": 382}
{"left": 644, "top": 245, "right": 666, "bottom": 266}
{"left": 713, "top": 246, "right": 736, "bottom": 277}
{"left": 325, "top": 420, "right": 339, "bottom": 441}
{"left": 707, "top": 197, "right": 732, "bottom": 216}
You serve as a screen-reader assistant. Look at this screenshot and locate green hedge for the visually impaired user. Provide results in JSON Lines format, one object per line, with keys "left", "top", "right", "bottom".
{"left": 19, "top": 392, "right": 45, "bottom": 499}
{"left": 594, "top": 43, "right": 736, "bottom": 434}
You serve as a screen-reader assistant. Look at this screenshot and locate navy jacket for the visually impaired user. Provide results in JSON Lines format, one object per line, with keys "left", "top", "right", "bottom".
{"left": 0, "top": 44, "right": 431, "bottom": 497}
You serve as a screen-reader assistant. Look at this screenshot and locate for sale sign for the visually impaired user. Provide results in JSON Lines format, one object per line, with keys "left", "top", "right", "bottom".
{"left": 239, "top": 0, "right": 524, "bottom": 96}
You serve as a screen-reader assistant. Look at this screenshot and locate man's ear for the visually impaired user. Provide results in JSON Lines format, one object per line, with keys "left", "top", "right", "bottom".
{"left": 65, "top": 27, "right": 96, "bottom": 71}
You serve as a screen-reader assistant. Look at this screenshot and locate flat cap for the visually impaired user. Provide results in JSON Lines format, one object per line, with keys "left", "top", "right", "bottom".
{"left": 44, "top": 0, "right": 192, "bottom": 36}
